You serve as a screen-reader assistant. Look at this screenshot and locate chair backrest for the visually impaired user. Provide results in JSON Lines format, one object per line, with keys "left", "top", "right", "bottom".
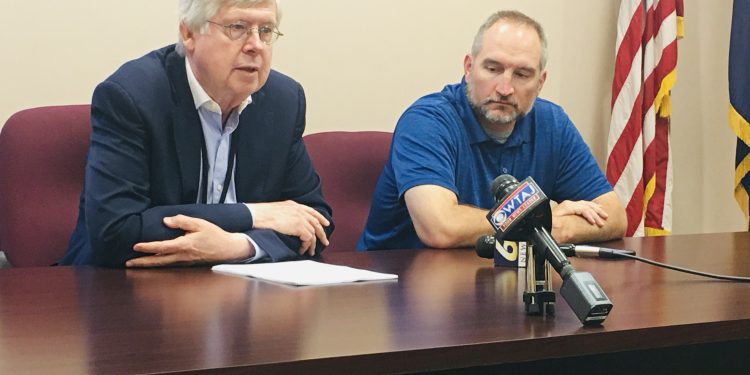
{"left": 0, "top": 105, "right": 91, "bottom": 267}
{"left": 304, "top": 131, "right": 392, "bottom": 252}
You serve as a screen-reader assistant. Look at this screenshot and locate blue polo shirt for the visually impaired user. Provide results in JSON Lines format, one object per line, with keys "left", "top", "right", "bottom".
{"left": 357, "top": 79, "right": 612, "bottom": 250}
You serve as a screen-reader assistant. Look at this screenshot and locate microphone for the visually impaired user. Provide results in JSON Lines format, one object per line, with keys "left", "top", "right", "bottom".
{"left": 566, "top": 245, "right": 636, "bottom": 258}
{"left": 476, "top": 235, "right": 635, "bottom": 259}
{"left": 475, "top": 235, "right": 495, "bottom": 259}
{"left": 486, "top": 175, "right": 613, "bottom": 325}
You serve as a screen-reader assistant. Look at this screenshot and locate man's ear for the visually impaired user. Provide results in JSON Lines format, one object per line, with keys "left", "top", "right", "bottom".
{"left": 463, "top": 54, "right": 473, "bottom": 79}
{"left": 179, "top": 23, "right": 195, "bottom": 53}
{"left": 537, "top": 70, "right": 547, "bottom": 94}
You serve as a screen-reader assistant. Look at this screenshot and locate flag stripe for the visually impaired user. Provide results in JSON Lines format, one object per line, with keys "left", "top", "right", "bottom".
{"left": 612, "top": 1, "right": 646, "bottom": 108}
{"left": 624, "top": 179, "right": 645, "bottom": 235}
{"left": 607, "top": 90, "right": 644, "bottom": 185}
{"left": 645, "top": 116, "right": 670, "bottom": 228}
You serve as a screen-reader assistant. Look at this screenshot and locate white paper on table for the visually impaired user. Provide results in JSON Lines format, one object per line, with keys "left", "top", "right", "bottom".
{"left": 211, "top": 260, "right": 398, "bottom": 286}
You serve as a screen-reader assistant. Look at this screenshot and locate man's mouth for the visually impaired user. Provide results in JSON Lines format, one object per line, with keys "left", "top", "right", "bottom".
{"left": 236, "top": 66, "right": 259, "bottom": 73}
{"left": 486, "top": 100, "right": 516, "bottom": 108}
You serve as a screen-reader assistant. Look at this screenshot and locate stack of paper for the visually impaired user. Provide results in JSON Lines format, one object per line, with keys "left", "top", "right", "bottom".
{"left": 212, "top": 260, "right": 398, "bottom": 286}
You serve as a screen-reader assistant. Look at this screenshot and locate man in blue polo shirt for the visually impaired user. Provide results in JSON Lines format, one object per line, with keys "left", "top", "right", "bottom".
{"left": 358, "top": 10, "right": 626, "bottom": 250}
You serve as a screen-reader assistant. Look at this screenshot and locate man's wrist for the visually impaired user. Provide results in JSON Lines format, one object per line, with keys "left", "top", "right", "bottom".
{"left": 237, "top": 233, "right": 267, "bottom": 263}
{"left": 245, "top": 203, "right": 266, "bottom": 229}
{"left": 229, "top": 232, "right": 255, "bottom": 261}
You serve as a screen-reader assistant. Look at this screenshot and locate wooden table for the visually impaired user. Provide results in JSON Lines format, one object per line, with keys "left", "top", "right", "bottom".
{"left": 1, "top": 232, "right": 749, "bottom": 374}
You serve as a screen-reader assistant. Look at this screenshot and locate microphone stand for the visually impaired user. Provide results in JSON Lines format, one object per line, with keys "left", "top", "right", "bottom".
{"left": 525, "top": 226, "right": 613, "bottom": 324}
{"left": 523, "top": 241, "right": 556, "bottom": 316}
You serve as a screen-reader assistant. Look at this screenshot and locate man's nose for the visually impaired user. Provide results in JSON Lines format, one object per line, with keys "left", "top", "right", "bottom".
{"left": 242, "top": 31, "right": 265, "bottom": 53}
{"left": 494, "top": 72, "right": 514, "bottom": 97}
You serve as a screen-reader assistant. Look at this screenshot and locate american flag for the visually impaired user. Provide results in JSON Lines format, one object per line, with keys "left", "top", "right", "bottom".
{"left": 606, "top": 0, "right": 684, "bottom": 236}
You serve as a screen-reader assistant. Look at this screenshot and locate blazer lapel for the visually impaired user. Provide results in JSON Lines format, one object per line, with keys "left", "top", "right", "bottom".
{"left": 166, "top": 51, "right": 203, "bottom": 203}
{"left": 235, "top": 90, "right": 274, "bottom": 202}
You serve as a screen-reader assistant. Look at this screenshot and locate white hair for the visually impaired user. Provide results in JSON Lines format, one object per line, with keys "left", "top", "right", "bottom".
{"left": 176, "top": 0, "right": 281, "bottom": 56}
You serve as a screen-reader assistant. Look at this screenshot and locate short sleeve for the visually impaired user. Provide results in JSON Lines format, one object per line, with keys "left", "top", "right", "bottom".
{"left": 552, "top": 115, "right": 612, "bottom": 201}
{"left": 391, "top": 105, "right": 461, "bottom": 198}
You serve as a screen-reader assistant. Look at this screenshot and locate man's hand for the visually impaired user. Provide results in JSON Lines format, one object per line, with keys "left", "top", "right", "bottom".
{"left": 247, "top": 200, "right": 330, "bottom": 256}
{"left": 127, "top": 215, "right": 253, "bottom": 268}
{"left": 552, "top": 200, "right": 609, "bottom": 227}
{"left": 550, "top": 192, "right": 626, "bottom": 244}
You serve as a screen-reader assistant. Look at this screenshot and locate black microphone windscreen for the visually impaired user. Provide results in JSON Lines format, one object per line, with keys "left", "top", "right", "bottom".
{"left": 475, "top": 235, "right": 495, "bottom": 259}
{"left": 490, "top": 174, "right": 519, "bottom": 201}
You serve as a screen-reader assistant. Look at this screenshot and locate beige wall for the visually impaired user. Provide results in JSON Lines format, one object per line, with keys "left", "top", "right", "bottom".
{"left": 0, "top": 0, "right": 743, "bottom": 235}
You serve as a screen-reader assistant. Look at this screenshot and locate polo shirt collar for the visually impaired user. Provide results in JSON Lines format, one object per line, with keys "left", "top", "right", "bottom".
{"left": 457, "top": 78, "right": 492, "bottom": 145}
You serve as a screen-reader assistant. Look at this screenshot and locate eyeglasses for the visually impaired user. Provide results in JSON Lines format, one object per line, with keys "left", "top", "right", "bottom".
{"left": 207, "top": 21, "right": 283, "bottom": 45}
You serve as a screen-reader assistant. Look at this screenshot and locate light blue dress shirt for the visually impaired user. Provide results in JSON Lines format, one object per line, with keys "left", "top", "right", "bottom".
{"left": 185, "top": 59, "right": 266, "bottom": 261}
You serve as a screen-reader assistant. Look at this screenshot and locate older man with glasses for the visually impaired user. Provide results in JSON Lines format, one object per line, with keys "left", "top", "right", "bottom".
{"left": 61, "top": 0, "right": 334, "bottom": 267}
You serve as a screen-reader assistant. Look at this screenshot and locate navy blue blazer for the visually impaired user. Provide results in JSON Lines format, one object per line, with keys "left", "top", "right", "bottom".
{"left": 61, "top": 45, "right": 333, "bottom": 267}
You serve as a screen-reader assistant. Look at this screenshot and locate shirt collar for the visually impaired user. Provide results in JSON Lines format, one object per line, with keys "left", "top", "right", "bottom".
{"left": 185, "top": 58, "right": 252, "bottom": 115}
{"left": 458, "top": 78, "right": 491, "bottom": 145}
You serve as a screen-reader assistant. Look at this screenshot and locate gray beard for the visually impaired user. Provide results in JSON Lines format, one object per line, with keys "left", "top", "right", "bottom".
{"left": 475, "top": 105, "right": 520, "bottom": 126}
{"left": 465, "top": 82, "right": 522, "bottom": 126}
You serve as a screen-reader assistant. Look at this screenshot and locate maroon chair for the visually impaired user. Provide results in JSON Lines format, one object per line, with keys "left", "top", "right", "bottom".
{"left": 304, "top": 131, "right": 392, "bottom": 252}
{"left": 0, "top": 105, "right": 91, "bottom": 267}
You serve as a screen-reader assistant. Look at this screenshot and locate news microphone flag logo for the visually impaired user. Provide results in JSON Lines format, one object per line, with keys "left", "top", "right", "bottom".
{"left": 489, "top": 181, "right": 541, "bottom": 232}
